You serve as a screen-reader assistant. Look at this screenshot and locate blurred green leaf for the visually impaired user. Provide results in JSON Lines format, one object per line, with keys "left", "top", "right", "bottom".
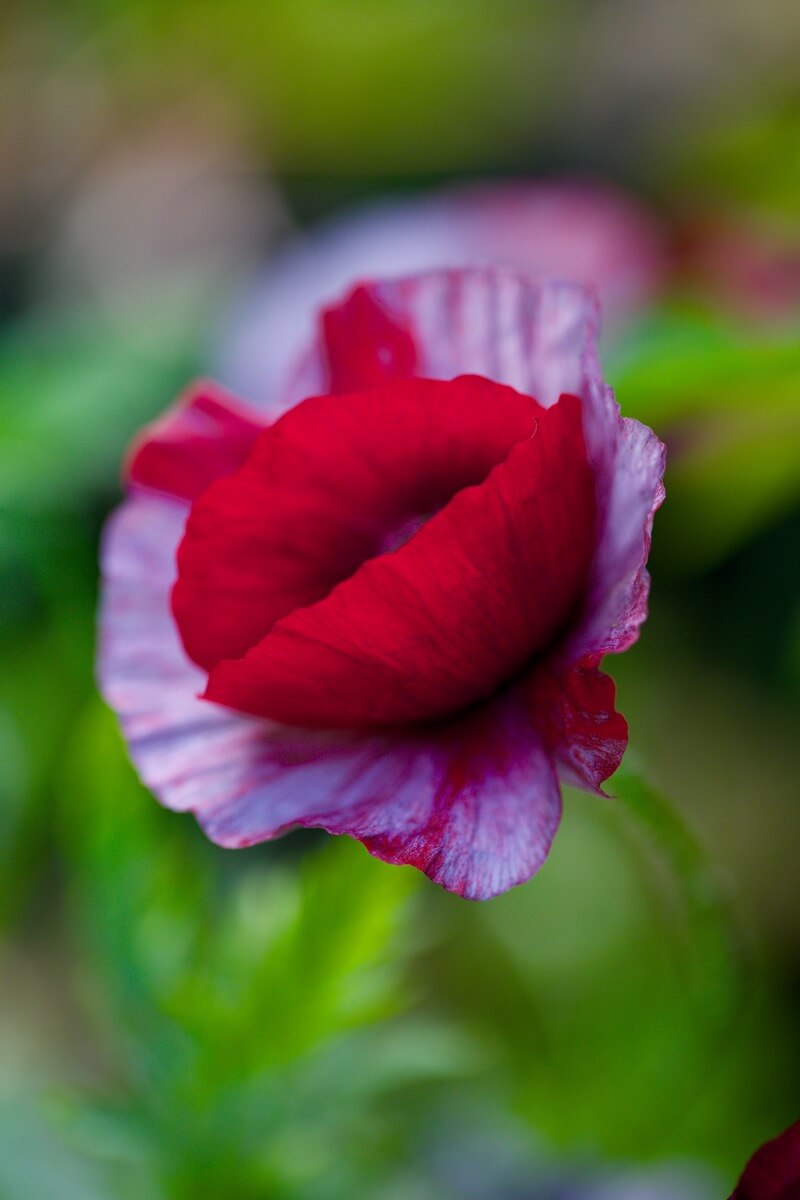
{"left": 427, "top": 766, "right": 797, "bottom": 1176}
{"left": 0, "top": 508, "right": 97, "bottom": 924}
{"left": 0, "top": 285, "right": 206, "bottom": 511}
{"left": 608, "top": 761, "right": 744, "bottom": 1030}
{"left": 0, "top": 1097, "right": 114, "bottom": 1200}
{"left": 46, "top": 0, "right": 560, "bottom": 173}
{"left": 670, "top": 96, "right": 800, "bottom": 220}
{"left": 607, "top": 308, "right": 800, "bottom": 569}
{"left": 608, "top": 309, "right": 800, "bottom": 426}
{"left": 57, "top": 701, "right": 474, "bottom": 1197}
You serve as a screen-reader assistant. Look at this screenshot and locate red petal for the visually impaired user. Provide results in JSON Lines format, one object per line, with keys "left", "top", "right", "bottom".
{"left": 733, "top": 1121, "right": 800, "bottom": 1200}
{"left": 127, "top": 380, "right": 266, "bottom": 502}
{"left": 321, "top": 284, "right": 418, "bottom": 392}
{"left": 173, "top": 375, "right": 540, "bottom": 674}
{"left": 529, "top": 657, "right": 628, "bottom": 791}
{"left": 205, "top": 393, "right": 595, "bottom": 727}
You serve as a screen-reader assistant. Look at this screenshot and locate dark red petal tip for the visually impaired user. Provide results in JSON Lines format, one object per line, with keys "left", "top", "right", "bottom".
{"left": 732, "top": 1121, "right": 800, "bottom": 1200}
{"left": 126, "top": 379, "right": 267, "bottom": 503}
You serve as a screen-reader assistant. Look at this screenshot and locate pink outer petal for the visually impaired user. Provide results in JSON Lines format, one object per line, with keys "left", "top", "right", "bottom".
{"left": 213, "top": 179, "right": 666, "bottom": 408}
{"left": 99, "top": 492, "right": 560, "bottom": 899}
{"left": 296, "top": 269, "right": 666, "bottom": 791}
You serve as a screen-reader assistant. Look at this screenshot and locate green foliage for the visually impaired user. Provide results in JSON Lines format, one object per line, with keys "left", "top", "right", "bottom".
{"left": 427, "top": 767, "right": 799, "bottom": 1177}
{"left": 672, "top": 95, "right": 800, "bottom": 220}
{"left": 0, "top": 290, "right": 204, "bottom": 513}
{"left": 52, "top": 701, "right": 473, "bottom": 1198}
{"left": 607, "top": 308, "right": 800, "bottom": 569}
{"left": 0, "top": 510, "right": 96, "bottom": 923}
{"left": 39, "top": 0, "right": 559, "bottom": 173}
{"left": 0, "top": 1099, "right": 114, "bottom": 1200}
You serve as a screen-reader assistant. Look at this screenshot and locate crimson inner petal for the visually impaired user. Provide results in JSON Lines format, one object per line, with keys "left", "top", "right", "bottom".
{"left": 203, "top": 391, "right": 595, "bottom": 728}
{"left": 173, "top": 375, "right": 542, "bottom": 674}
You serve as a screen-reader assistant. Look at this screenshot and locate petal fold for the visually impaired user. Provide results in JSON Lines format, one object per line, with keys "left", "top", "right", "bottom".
{"left": 173, "top": 375, "right": 538, "bottom": 674}
{"left": 204, "top": 394, "right": 594, "bottom": 728}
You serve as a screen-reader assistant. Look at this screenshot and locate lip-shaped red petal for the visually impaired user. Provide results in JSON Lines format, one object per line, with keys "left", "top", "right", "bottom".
{"left": 204, "top": 392, "right": 595, "bottom": 728}
{"left": 172, "top": 375, "right": 540, "bottom": 674}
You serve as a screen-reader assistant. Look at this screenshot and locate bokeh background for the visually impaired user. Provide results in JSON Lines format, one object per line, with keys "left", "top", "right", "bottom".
{"left": 2, "top": 2, "right": 800, "bottom": 1196}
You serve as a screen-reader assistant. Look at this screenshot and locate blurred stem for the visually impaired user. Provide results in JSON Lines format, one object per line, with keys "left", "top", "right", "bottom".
{"left": 611, "top": 760, "right": 747, "bottom": 1032}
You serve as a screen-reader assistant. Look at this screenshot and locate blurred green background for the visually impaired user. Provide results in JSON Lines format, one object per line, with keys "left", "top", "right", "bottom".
{"left": 1, "top": 1, "right": 800, "bottom": 1196}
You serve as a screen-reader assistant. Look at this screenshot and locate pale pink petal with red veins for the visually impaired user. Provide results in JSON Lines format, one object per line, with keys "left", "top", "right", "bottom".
{"left": 286, "top": 270, "right": 598, "bottom": 409}
{"left": 196, "top": 697, "right": 562, "bottom": 901}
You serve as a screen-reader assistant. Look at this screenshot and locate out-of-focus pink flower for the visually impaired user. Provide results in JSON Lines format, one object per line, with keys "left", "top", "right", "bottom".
{"left": 676, "top": 209, "right": 800, "bottom": 324}
{"left": 99, "top": 268, "right": 664, "bottom": 900}
{"left": 215, "top": 180, "right": 667, "bottom": 411}
{"left": 731, "top": 1120, "right": 800, "bottom": 1199}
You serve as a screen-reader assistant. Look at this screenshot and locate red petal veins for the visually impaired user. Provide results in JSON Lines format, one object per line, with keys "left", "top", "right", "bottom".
{"left": 205, "top": 393, "right": 595, "bottom": 728}
{"left": 172, "top": 375, "right": 540, "bottom": 674}
{"left": 127, "top": 380, "right": 267, "bottom": 503}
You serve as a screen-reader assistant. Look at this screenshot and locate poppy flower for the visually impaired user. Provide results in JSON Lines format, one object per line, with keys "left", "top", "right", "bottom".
{"left": 99, "top": 268, "right": 665, "bottom": 899}
{"left": 731, "top": 1120, "right": 800, "bottom": 1199}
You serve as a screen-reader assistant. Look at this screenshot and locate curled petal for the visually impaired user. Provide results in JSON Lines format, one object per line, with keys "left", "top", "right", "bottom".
{"left": 528, "top": 658, "right": 628, "bottom": 794}
{"left": 569, "top": 396, "right": 667, "bottom": 663}
{"left": 321, "top": 284, "right": 419, "bottom": 391}
{"left": 204, "top": 393, "right": 594, "bottom": 727}
{"left": 173, "top": 375, "right": 539, "bottom": 673}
